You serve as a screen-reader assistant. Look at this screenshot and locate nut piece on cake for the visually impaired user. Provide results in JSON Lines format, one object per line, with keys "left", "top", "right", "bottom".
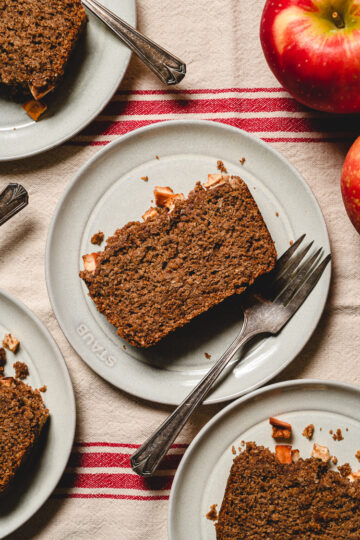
{"left": 82, "top": 253, "right": 99, "bottom": 275}
{"left": 270, "top": 417, "right": 292, "bottom": 439}
{"left": 2, "top": 333, "right": 20, "bottom": 353}
{"left": 203, "top": 174, "right": 229, "bottom": 189}
{"left": 312, "top": 443, "right": 331, "bottom": 463}
{"left": 22, "top": 100, "right": 48, "bottom": 121}
{"left": 0, "top": 377, "right": 49, "bottom": 493}
{"left": 142, "top": 208, "right": 159, "bottom": 221}
{"left": 154, "top": 186, "right": 185, "bottom": 211}
{"left": 275, "top": 444, "right": 292, "bottom": 464}
{"left": 348, "top": 470, "right": 360, "bottom": 482}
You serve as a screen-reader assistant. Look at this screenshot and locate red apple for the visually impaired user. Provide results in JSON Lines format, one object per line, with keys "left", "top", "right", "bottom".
{"left": 341, "top": 137, "right": 360, "bottom": 234}
{"left": 260, "top": 0, "right": 360, "bottom": 113}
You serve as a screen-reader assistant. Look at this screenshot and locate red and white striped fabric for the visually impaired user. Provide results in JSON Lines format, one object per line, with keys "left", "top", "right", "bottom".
{"left": 54, "top": 443, "right": 187, "bottom": 501}
{"left": 73, "top": 87, "right": 357, "bottom": 146}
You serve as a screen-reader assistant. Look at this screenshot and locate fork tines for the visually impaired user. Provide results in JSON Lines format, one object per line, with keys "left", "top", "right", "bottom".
{"left": 273, "top": 235, "right": 331, "bottom": 309}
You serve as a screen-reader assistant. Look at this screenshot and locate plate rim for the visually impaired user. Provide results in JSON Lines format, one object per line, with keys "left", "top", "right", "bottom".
{"left": 45, "top": 119, "right": 331, "bottom": 405}
{"left": 0, "top": 288, "right": 76, "bottom": 538}
{"left": 168, "top": 378, "right": 360, "bottom": 539}
{"left": 0, "top": 1, "right": 136, "bottom": 162}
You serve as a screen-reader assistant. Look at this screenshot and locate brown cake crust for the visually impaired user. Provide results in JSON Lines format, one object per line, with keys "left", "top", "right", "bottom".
{"left": 0, "top": 0, "right": 86, "bottom": 99}
{"left": 216, "top": 442, "right": 360, "bottom": 539}
{"left": 80, "top": 177, "right": 277, "bottom": 348}
{"left": 0, "top": 377, "right": 49, "bottom": 494}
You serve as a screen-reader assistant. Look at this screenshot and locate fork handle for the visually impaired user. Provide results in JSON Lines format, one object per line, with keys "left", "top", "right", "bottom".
{"left": 82, "top": 0, "right": 186, "bottom": 85}
{"left": 131, "top": 314, "right": 260, "bottom": 476}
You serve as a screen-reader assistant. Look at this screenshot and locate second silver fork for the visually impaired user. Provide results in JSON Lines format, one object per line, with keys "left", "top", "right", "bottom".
{"left": 131, "top": 235, "right": 331, "bottom": 477}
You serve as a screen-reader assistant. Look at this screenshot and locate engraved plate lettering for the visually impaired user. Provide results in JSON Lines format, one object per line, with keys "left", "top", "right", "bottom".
{"left": 77, "top": 323, "right": 117, "bottom": 367}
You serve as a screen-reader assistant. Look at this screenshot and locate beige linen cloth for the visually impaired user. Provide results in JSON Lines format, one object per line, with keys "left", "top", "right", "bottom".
{"left": 2, "top": 0, "right": 360, "bottom": 538}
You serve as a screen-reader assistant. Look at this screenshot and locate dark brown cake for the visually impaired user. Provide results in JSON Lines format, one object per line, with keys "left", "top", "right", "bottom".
{"left": 0, "top": 0, "right": 86, "bottom": 100}
{"left": 80, "top": 175, "right": 277, "bottom": 348}
{"left": 0, "top": 377, "right": 49, "bottom": 494}
{"left": 216, "top": 442, "right": 360, "bottom": 539}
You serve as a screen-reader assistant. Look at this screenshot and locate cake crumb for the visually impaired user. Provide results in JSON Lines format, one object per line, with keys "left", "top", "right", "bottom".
{"left": 217, "top": 160, "right": 227, "bottom": 173}
{"left": 333, "top": 428, "right": 343, "bottom": 441}
{"left": 39, "top": 385, "right": 47, "bottom": 393}
{"left": 239, "top": 157, "right": 245, "bottom": 165}
{"left": 346, "top": 428, "right": 349, "bottom": 432}
{"left": 320, "top": 427, "right": 322, "bottom": 431}
{"left": 329, "top": 429, "right": 333, "bottom": 434}
{"left": 13, "top": 361, "right": 29, "bottom": 380}
{"left": 204, "top": 352, "right": 211, "bottom": 359}
{"left": 141, "top": 176, "right": 149, "bottom": 182}
{"left": 275, "top": 212, "right": 279, "bottom": 217}
{"left": 3, "top": 333, "right": 20, "bottom": 353}
{"left": 338, "top": 463, "right": 352, "bottom": 477}
{"left": 232, "top": 445, "right": 236, "bottom": 455}
{"left": 331, "top": 455, "right": 338, "bottom": 465}
{"left": 289, "top": 240, "right": 293, "bottom": 246}
{"left": 302, "top": 424, "right": 314, "bottom": 440}
{"left": 155, "top": 155, "right": 160, "bottom": 160}
{"left": 122, "top": 344, "right": 127, "bottom": 350}
{"left": 91, "top": 231, "right": 104, "bottom": 245}
{"left": 206, "top": 504, "right": 218, "bottom": 521}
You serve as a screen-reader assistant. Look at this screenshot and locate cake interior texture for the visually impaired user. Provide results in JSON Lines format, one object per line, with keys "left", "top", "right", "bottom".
{"left": 0, "top": 0, "right": 87, "bottom": 98}
{"left": 216, "top": 442, "right": 360, "bottom": 539}
{"left": 80, "top": 176, "right": 277, "bottom": 348}
{"left": 0, "top": 377, "right": 49, "bottom": 494}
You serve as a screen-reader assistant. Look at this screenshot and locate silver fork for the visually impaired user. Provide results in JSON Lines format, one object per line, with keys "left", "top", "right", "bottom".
{"left": 82, "top": 0, "right": 186, "bottom": 85}
{"left": 131, "top": 235, "right": 331, "bottom": 476}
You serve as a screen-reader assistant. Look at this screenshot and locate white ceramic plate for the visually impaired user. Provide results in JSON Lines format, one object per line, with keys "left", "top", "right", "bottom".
{"left": 46, "top": 120, "right": 330, "bottom": 406}
{"left": 168, "top": 379, "right": 360, "bottom": 540}
{"left": 0, "top": 0, "right": 135, "bottom": 161}
{"left": 0, "top": 290, "right": 75, "bottom": 539}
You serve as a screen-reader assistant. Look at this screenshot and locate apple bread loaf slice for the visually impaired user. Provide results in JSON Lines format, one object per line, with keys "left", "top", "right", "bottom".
{"left": 80, "top": 175, "right": 277, "bottom": 348}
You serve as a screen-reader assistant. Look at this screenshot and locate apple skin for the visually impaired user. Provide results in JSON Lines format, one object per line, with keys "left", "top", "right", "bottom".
{"left": 260, "top": 0, "right": 360, "bottom": 113}
{"left": 341, "top": 137, "right": 360, "bottom": 234}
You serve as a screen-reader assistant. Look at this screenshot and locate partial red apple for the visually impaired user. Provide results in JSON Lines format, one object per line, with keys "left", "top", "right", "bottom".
{"left": 260, "top": 0, "right": 360, "bottom": 113}
{"left": 341, "top": 137, "right": 360, "bottom": 234}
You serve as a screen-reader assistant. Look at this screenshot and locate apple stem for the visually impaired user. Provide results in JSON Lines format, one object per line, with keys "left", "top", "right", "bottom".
{"left": 332, "top": 11, "right": 345, "bottom": 28}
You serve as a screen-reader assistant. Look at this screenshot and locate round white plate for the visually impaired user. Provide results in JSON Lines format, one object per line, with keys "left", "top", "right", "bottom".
{"left": 46, "top": 120, "right": 330, "bottom": 405}
{"left": 0, "top": 0, "right": 135, "bottom": 161}
{"left": 0, "top": 290, "right": 75, "bottom": 539}
{"left": 168, "top": 379, "right": 360, "bottom": 540}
